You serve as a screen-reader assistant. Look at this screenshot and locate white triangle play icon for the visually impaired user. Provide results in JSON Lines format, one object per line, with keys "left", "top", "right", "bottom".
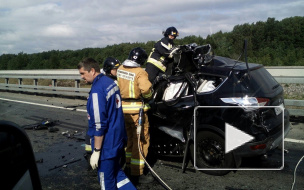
{"left": 225, "top": 123, "right": 254, "bottom": 154}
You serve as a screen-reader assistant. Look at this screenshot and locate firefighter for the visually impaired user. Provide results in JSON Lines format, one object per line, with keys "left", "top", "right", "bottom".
{"left": 117, "top": 47, "right": 154, "bottom": 184}
{"left": 145, "top": 26, "right": 179, "bottom": 84}
{"left": 84, "top": 57, "right": 121, "bottom": 164}
{"left": 103, "top": 57, "right": 121, "bottom": 82}
{"left": 78, "top": 58, "right": 136, "bottom": 189}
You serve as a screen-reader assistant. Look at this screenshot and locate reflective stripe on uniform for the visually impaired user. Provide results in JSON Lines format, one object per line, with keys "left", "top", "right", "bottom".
{"left": 161, "top": 41, "right": 173, "bottom": 50}
{"left": 92, "top": 93, "right": 101, "bottom": 131}
{"left": 147, "top": 57, "right": 166, "bottom": 72}
{"left": 99, "top": 172, "right": 105, "bottom": 190}
{"left": 117, "top": 178, "right": 131, "bottom": 189}
{"left": 142, "top": 90, "right": 152, "bottom": 99}
{"left": 131, "top": 158, "right": 145, "bottom": 166}
{"left": 122, "top": 103, "right": 150, "bottom": 112}
{"left": 129, "top": 81, "right": 135, "bottom": 98}
{"left": 106, "top": 85, "right": 119, "bottom": 101}
{"left": 126, "top": 152, "right": 132, "bottom": 158}
{"left": 85, "top": 144, "right": 92, "bottom": 152}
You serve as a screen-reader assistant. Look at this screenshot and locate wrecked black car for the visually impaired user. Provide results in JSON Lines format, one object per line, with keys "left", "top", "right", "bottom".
{"left": 148, "top": 43, "right": 291, "bottom": 176}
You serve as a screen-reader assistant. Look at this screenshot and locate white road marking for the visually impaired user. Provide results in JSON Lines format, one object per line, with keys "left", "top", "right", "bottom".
{"left": 0, "top": 97, "right": 86, "bottom": 112}
{"left": 285, "top": 138, "right": 304, "bottom": 144}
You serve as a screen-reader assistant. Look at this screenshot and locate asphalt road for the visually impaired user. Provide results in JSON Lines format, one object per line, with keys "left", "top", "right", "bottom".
{"left": 1, "top": 91, "right": 304, "bottom": 190}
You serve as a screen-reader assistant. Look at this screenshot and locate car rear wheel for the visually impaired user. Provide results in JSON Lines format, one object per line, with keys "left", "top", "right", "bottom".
{"left": 190, "top": 130, "right": 234, "bottom": 176}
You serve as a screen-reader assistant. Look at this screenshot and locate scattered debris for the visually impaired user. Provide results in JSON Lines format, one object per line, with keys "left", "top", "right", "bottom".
{"left": 65, "top": 104, "right": 86, "bottom": 109}
{"left": 48, "top": 158, "right": 81, "bottom": 171}
{"left": 64, "top": 104, "right": 87, "bottom": 111}
{"left": 22, "top": 118, "right": 86, "bottom": 140}
{"left": 62, "top": 130, "right": 85, "bottom": 141}
{"left": 23, "top": 118, "right": 60, "bottom": 132}
{"left": 62, "top": 131, "right": 69, "bottom": 135}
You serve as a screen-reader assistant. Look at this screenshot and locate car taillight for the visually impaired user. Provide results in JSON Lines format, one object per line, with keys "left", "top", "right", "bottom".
{"left": 256, "top": 98, "right": 270, "bottom": 106}
{"left": 220, "top": 96, "right": 270, "bottom": 111}
{"left": 220, "top": 96, "right": 258, "bottom": 111}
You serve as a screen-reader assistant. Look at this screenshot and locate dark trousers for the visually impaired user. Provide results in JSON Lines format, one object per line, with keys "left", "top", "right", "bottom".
{"left": 145, "top": 62, "right": 163, "bottom": 83}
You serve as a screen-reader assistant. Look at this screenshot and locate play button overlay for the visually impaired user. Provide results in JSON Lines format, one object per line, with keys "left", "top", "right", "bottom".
{"left": 225, "top": 123, "right": 254, "bottom": 154}
{"left": 193, "top": 106, "right": 285, "bottom": 171}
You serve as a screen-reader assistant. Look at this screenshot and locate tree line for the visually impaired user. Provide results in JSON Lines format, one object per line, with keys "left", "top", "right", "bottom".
{"left": 0, "top": 16, "right": 303, "bottom": 70}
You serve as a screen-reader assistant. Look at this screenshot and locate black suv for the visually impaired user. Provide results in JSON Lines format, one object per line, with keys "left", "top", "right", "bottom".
{"left": 148, "top": 43, "right": 290, "bottom": 176}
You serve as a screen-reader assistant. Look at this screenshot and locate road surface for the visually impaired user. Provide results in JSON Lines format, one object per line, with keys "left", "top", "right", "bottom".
{"left": 0, "top": 91, "right": 304, "bottom": 190}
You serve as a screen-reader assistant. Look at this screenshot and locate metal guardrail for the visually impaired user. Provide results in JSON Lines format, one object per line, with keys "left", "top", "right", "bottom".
{"left": 284, "top": 99, "right": 304, "bottom": 117}
{"left": 265, "top": 66, "right": 304, "bottom": 84}
{"left": 265, "top": 66, "right": 304, "bottom": 116}
{"left": 0, "top": 67, "right": 303, "bottom": 116}
{"left": 0, "top": 69, "right": 90, "bottom": 97}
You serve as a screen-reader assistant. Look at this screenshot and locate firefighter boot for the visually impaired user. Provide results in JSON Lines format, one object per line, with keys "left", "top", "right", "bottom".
{"left": 136, "top": 172, "right": 154, "bottom": 184}
{"left": 123, "top": 165, "right": 131, "bottom": 178}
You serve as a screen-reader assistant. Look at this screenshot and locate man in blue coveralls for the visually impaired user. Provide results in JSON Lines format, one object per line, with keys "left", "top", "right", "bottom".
{"left": 78, "top": 58, "right": 136, "bottom": 190}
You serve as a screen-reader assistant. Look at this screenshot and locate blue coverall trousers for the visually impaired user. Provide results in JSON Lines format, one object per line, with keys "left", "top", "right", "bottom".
{"left": 91, "top": 138, "right": 136, "bottom": 190}
{"left": 97, "top": 157, "right": 136, "bottom": 190}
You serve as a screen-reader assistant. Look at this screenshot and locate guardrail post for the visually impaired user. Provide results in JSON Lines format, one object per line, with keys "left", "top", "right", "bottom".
{"left": 18, "top": 78, "right": 22, "bottom": 88}
{"left": 52, "top": 79, "right": 57, "bottom": 91}
{"left": 75, "top": 79, "right": 80, "bottom": 93}
{"left": 5, "top": 78, "right": 9, "bottom": 87}
{"left": 33, "top": 79, "right": 38, "bottom": 90}
{"left": 75, "top": 80, "right": 80, "bottom": 88}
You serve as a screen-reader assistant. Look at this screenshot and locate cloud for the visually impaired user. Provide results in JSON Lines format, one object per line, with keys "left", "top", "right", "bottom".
{"left": 43, "top": 24, "right": 75, "bottom": 37}
{"left": 0, "top": 0, "right": 303, "bottom": 55}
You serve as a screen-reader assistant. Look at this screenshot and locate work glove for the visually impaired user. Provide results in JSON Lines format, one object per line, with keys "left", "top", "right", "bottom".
{"left": 90, "top": 150, "right": 100, "bottom": 170}
{"left": 168, "top": 47, "right": 180, "bottom": 58}
{"left": 153, "top": 74, "right": 167, "bottom": 85}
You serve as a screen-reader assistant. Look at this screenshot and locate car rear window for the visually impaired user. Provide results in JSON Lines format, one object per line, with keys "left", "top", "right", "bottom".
{"left": 243, "top": 67, "right": 280, "bottom": 94}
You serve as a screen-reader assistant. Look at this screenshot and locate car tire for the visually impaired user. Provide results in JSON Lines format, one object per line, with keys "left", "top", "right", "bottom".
{"left": 190, "top": 130, "right": 234, "bottom": 176}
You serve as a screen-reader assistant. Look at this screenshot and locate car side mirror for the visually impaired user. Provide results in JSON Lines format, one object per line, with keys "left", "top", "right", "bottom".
{"left": 0, "top": 120, "right": 42, "bottom": 190}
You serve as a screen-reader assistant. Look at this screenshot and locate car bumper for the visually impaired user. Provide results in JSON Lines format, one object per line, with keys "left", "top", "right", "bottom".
{"left": 233, "top": 120, "right": 291, "bottom": 157}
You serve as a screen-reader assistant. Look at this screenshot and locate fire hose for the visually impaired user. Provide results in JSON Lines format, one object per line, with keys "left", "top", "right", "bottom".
{"left": 136, "top": 104, "right": 173, "bottom": 190}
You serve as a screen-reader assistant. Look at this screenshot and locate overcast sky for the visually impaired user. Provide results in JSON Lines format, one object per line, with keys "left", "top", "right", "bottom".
{"left": 0, "top": 0, "right": 303, "bottom": 55}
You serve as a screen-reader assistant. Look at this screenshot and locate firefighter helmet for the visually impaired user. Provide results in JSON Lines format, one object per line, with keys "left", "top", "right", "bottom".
{"left": 128, "top": 47, "right": 148, "bottom": 65}
{"left": 163, "top": 27, "right": 179, "bottom": 38}
{"left": 103, "top": 57, "right": 121, "bottom": 74}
